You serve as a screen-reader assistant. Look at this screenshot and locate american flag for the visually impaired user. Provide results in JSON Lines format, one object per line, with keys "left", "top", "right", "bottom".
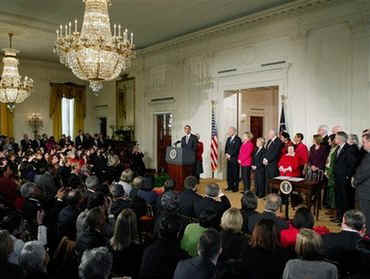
{"left": 210, "top": 102, "right": 218, "bottom": 172}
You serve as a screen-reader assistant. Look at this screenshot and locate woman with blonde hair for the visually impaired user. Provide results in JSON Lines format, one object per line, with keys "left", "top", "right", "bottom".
{"left": 217, "top": 208, "right": 248, "bottom": 278}
{"left": 238, "top": 131, "right": 255, "bottom": 193}
{"left": 109, "top": 209, "right": 143, "bottom": 278}
{"left": 283, "top": 229, "right": 337, "bottom": 279}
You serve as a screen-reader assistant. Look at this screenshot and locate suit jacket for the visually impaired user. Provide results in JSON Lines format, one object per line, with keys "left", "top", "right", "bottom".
{"left": 353, "top": 152, "right": 370, "bottom": 199}
{"left": 181, "top": 134, "right": 198, "bottom": 153}
{"left": 174, "top": 256, "right": 216, "bottom": 279}
{"left": 322, "top": 230, "right": 362, "bottom": 275}
{"left": 178, "top": 189, "right": 203, "bottom": 218}
{"left": 264, "top": 137, "right": 283, "bottom": 165}
{"left": 248, "top": 211, "right": 288, "bottom": 233}
{"left": 194, "top": 196, "right": 231, "bottom": 223}
{"left": 225, "top": 136, "right": 242, "bottom": 164}
{"left": 252, "top": 147, "right": 266, "bottom": 169}
{"left": 333, "top": 143, "right": 356, "bottom": 180}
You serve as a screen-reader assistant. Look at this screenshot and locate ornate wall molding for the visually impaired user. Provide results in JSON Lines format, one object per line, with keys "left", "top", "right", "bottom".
{"left": 138, "top": 0, "right": 343, "bottom": 56}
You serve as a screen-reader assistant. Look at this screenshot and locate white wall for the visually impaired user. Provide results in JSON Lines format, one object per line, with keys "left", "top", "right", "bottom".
{"left": 114, "top": 1, "right": 370, "bottom": 178}
{"left": 12, "top": 59, "right": 99, "bottom": 141}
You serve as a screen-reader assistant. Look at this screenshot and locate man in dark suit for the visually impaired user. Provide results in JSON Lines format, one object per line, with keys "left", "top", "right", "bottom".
{"left": 225, "top": 127, "right": 242, "bottom": 192}
{"left": 333, "top": 131, "right": 357, "bottom": 222}
{"left": 353, "top": 132, "right": 370, "bottom": 229}
{"left": 322, "top": 210, "right": 366, "bottom": 276}
{"left": 181, "top": 125, "right": 198, "bottom": 176}
{"left": 178, "top": 176, "right": 203, "bottom": 218}
{"left": 248, "top": 193, "right": 288, "bottom": 233}
{"left": 194, "top": 183, "right": 231, "bottom": 226}
{"left": 263, "top": 129, "right": 283, "bottom": 194}
{"left": 174, "top": 229, "right": 220, "bottom": 279}
{"left": 75, "top": 129, "right": 85, "bottom": 147}
{"left": 181, "top": 125, "right": 198, "bottom": 152}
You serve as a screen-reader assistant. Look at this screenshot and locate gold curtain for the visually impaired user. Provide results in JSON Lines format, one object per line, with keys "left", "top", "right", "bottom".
{"left": 49, "top": 82, "right": 86, "bottom": 140}
{"left": 0, "top": 104, "right": 14, "bottom": 137}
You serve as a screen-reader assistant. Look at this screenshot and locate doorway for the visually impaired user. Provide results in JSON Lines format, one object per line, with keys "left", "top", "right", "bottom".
{"left": 238, "top": 86, "right": 279, "bottom": 139}
{"left": 156, "top": 113, "right": 173, "bottom": 172}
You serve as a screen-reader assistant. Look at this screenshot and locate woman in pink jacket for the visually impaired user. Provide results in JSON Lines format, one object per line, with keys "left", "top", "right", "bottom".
{"left": 238, "top": 132, "right": 255, "bottom": 192}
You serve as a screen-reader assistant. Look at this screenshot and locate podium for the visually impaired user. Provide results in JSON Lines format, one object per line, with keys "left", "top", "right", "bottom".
{"left": 165, "top": 146, "right": 195, "bottom": 192}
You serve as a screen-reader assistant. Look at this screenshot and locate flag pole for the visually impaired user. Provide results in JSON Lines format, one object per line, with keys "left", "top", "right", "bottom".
{"left": 211, "top": 100, "right": 215, "bottom": 180}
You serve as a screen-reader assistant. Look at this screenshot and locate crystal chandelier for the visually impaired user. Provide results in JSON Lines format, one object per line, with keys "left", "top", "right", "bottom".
{"left": 54, "top": 0, "right": 135, "bottom": 93}
{"left": 0, "top": 33, "right": 34, "bottom": 112}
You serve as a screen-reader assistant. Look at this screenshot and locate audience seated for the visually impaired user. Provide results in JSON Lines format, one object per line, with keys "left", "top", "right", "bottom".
{"left": 109, "top": 209, "right": 143, "bottom": 278}
{"left": 243, "top": 219, "right": 292, "bottom": 279}
{"left": 283, "top": 229, "right": 337, "bottom": 279}
{"left": 79, "top": 247, "right": 112, "bottom": 279}
{"left": 178, "top": 176, "right": 203, "bottom": 218}
{"left": 240, "top": 191, "right": 261, "bottom": 234}
{"left": 248, "top": 193, "right": 288, "bottom": 233}
{"left": 0, "top": 130, "right": 369, "bottom": 279}
{"left": 280, "top": 207, "right": 329, "bottom": 248}
{"left": 174, "top": 229, "right": 221, "bottom": 279}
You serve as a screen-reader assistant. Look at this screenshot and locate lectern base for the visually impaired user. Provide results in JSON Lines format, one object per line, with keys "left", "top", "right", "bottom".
{"left": 167, "top": 164, "right": 194, "bottom": 192}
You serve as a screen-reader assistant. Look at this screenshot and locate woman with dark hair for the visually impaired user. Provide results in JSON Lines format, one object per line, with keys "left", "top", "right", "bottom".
{"left": 280, "top": 207, "right": 329, "bottom": 248}
{"left": 240, "top": 191, "right": 260, "bottom": 234}
{"left": 280, "top": 132, "right": 293, "bottom": 156}
{"left": 243, "top": 219, "right": 292, "bottom": 279}
{"left": 283, "top": 229, "right": 337, "bottom": 279}
{"left": 109, "top": 209, "right": 143, "bottom": 278}
{"left": 309, "top": 135, "right": 329, "bottom": 173}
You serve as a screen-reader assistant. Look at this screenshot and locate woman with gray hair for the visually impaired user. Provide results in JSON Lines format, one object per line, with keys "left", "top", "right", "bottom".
{"left": 79, "top": 247, "right": 113, "bottom": 279}
{"left": 19, "top": 241, "right": 49, "bottom": 279}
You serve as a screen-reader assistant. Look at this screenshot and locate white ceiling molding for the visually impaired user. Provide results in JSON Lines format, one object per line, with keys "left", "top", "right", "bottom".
{"left": 138, "top": 0, "right": 343, "bottom": 55}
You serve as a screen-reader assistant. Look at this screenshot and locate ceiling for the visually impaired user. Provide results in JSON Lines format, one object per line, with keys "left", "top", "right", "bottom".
{"left": 0, "top": 0, "right": 292, "bottom": 62}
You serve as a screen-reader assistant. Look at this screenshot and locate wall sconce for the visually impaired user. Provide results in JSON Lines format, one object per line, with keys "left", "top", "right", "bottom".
{"left": 28, "top": 113, "right": 43, "bottom": 137}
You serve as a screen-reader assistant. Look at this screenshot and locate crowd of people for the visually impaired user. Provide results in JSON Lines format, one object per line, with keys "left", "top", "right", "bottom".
{"left": 0, "top": 126, "right": 369, "bottom": 279}
{"left": 226, "top": 125, "right": 370, "bottom": 228}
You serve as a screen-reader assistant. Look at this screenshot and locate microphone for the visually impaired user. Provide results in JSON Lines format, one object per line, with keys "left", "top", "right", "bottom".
{"left": 174, "top": 140, "right": 181, "bottom": 146}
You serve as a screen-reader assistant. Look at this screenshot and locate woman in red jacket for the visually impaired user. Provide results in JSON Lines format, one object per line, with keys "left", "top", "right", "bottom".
{"left": 195, "top": 133, "right": 204, "bottom": 182}
{"left": 238, "top": 132, "right": 254, "bottom": 192}
{"left": 278, "top": 145, "right": 300, "bottom": 177}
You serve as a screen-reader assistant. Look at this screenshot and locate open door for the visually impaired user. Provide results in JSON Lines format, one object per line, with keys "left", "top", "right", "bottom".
{"left": 156, "top": 113, "right": 172, "bottom": 172}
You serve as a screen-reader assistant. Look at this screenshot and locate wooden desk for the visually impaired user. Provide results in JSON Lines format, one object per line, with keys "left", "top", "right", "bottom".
{"left": 269, "top": 178, "right": 323, "bottom": 220}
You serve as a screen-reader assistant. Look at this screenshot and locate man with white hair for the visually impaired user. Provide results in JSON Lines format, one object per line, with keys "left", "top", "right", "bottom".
{"left": 263, "top": 129, "right": 283, "bottom": 196}
{"left": 225, "top": 127, "right": 242, "bottom": 192}
{"left": 318, "top": 124, "right": 330, "bottom": 146}
{"left": 20, "top": 241, "right": 49, "bottom": 278}
{"left": 79, "top": 247, "right": 113, "bottom": 279}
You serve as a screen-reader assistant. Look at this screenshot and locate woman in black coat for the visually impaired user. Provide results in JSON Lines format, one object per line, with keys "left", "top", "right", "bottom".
{"left": 251, "top": 138, "right": 266, "bottom": 198}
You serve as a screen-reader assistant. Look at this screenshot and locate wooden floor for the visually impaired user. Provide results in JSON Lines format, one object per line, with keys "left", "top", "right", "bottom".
{"left": 197, "top": 179, "right": 340, "bottom": 232}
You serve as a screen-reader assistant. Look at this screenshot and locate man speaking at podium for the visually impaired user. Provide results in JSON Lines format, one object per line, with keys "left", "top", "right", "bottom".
{"left": 181, "top": 125, "right": 198, "bottom": 152}
{"left": 181, "top": 125, "right": 198, "bottom": 175}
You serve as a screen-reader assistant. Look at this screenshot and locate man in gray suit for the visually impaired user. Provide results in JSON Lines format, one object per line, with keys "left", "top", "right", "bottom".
{"left": 353, "top": 132, "right": 370, "bottom": 229}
